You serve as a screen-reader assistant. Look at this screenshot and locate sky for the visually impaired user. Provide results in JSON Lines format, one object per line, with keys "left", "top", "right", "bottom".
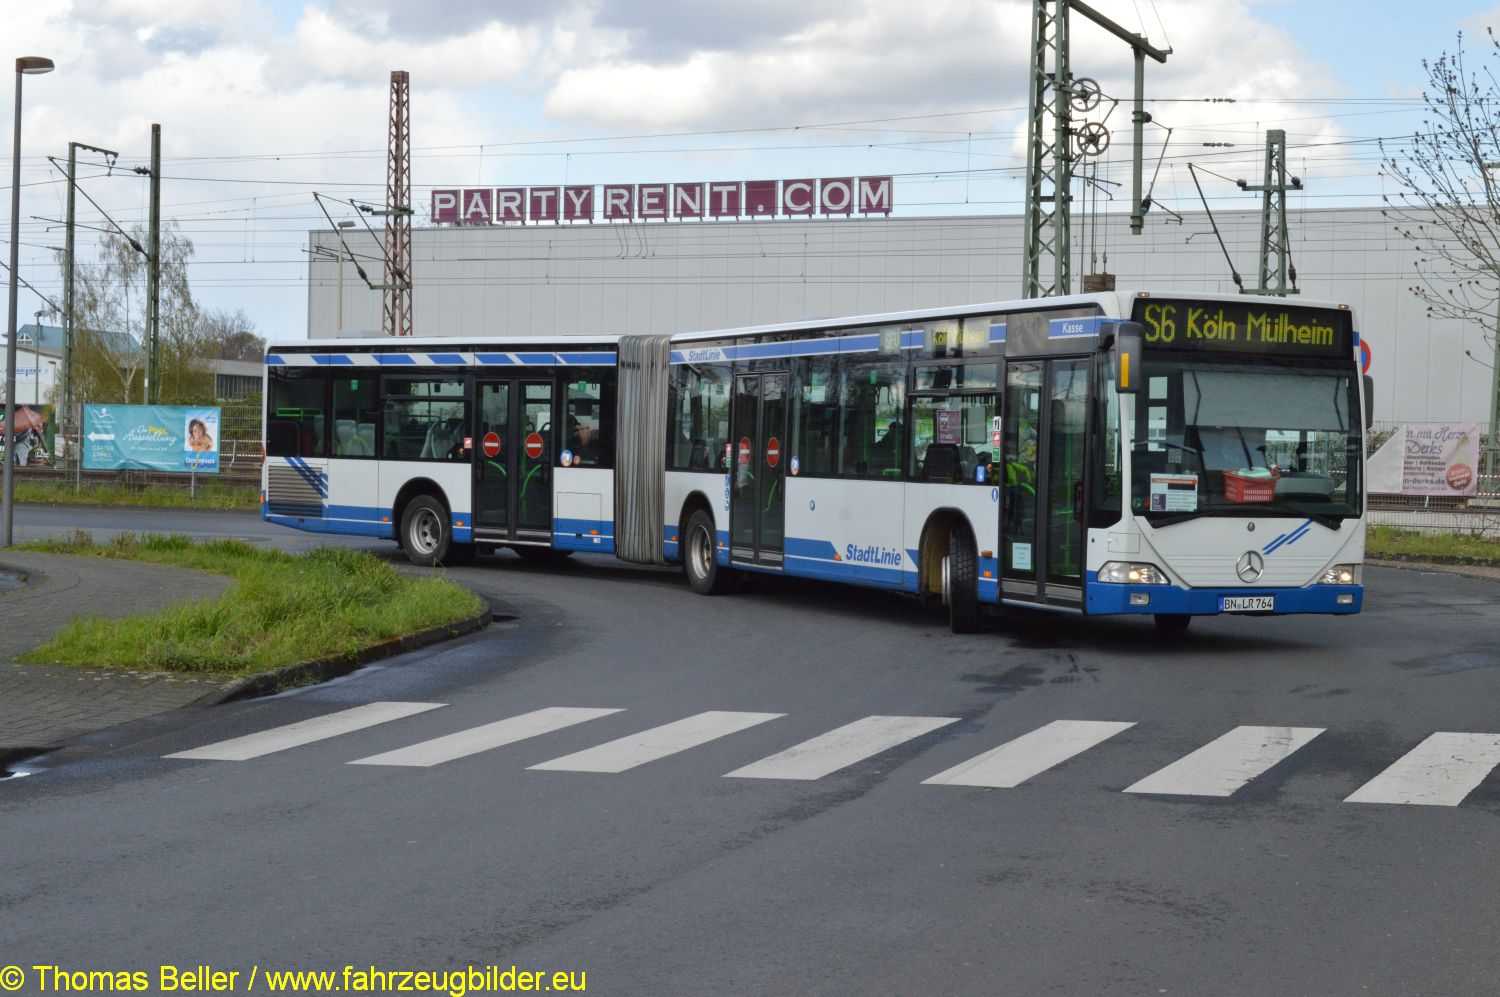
{"left": 3, "top": 0, "right": 1498, "bottom": 341}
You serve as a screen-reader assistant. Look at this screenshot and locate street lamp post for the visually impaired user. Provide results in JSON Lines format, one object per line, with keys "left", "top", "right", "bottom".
{"left": 336, "top": 220, "right": 355, "bottom": 332}
{"left": 31, "top": 310, "right": 41, "bottom": 407}
{"left": 3, "top": 55, "right": 54, "bottom": 548}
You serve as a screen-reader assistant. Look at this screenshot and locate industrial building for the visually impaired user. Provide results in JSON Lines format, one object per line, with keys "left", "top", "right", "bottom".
{"left": 306, "top": 205, "right": 1483, "bottom": 424}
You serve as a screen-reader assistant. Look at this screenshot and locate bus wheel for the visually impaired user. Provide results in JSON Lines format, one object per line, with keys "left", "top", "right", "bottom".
{"left": 516, "top": 547, "right": 572, "bottom": 563}
{"left": 944, "top": 526, "right": 982, "bottom": 634}
{"left": 1154, "top": 613, "right": 1192, "bottom": 633}
{"left": 684, "top": 509, "right": 732, "bottom": 595}
{"left": 400, "top": 495, "right": 451, "bottom": 568}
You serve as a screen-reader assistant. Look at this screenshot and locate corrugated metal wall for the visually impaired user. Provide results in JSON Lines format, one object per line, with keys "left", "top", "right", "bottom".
{"left": 308, "top": 207, "right": 1489, "bottom": 424}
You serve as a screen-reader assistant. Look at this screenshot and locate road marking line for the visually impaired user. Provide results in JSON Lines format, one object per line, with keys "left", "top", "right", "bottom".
{"left": 166, "top": 702, "right": 445, "bottom": 761}
{"left": 348, "top": 707, "right": 624, "bottom": 768}
{"left": 528, "top": 711, "right": 784, "bottom": 773}
{"left": 1345, "top": 732, "right": 1500, "bottom": 806}
{"left": 724, "top": 715, "right": 960, "bottom": 781}
{"left": 1123, "top": 725, "right": 1325, "bottom": 797}
{"left": 922, "top": 719, "right": 1135, "bottom": 788}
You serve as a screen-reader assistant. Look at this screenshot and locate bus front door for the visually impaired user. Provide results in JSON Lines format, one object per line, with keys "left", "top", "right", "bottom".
{"left": 1001, "top": 358, "right": 1088, "bottom": 608}
{"left": 729, "top": 372, "right": 787, "bottom": 568}
{"left": 475, "top": 379, "right": 555, "bottom": 545}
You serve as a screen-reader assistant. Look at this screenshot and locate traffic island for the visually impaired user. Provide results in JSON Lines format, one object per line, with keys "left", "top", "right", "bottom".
{"left": 18, "top": 532, "right": 487, "bottom": 682}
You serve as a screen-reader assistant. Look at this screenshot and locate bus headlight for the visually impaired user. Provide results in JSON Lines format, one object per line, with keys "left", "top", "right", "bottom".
{"left": 1099, "top": 561, "right": 1170, "bottom": 585}
{"left": 1317, "top": 563, "right": 1360, "bottom": 585}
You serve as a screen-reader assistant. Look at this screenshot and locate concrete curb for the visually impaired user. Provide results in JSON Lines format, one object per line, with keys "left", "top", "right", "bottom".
{"left": 1367, "top": 551, "right": 1500, "bottom": 569}
{"left": 189, "top": 607, "right": 493, "bottom": 707}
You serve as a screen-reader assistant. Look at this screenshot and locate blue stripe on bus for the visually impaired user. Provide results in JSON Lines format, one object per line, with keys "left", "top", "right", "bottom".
{"left": 265, "top": 354, "right": 287, "bottom": 365}
{"left": 557, "top": 352, "right": 615, "bottom": 365}
{"left": 374, "top": 354, "right": 417, "bottom": 365}
{"left": 474, "top": 353, "right": 516, "bottom": 365}
{"left": 1262, "top": 519, "right": 1314, "bottom": 555}
{"left": 427, "top": 353, "right": 466, "bottom": 365}
{"left": 312, "top": 354, "right": 355, "bottom": 365}
{"left": 283, "top": 457, "right": 329, "bottom": 497}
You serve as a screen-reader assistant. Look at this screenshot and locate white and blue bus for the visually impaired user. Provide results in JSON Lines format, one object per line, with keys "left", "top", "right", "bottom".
{"left": 263, "top": 290, "right": 1368, "bottom": 632}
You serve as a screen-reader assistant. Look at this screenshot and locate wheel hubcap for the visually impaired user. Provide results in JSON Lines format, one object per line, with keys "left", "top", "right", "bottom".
{"left": 691, "top": 526, "right": 711, "bottom": 578}
{"left": 411, "top": 508, "right": 441, "bottom": 556}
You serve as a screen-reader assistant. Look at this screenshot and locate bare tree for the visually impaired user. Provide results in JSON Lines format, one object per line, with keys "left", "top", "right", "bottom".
{"left": 199, "top": 306, "right": 265, "bottom": 361}
{"left": 1381, "top": 31, "right": 1500, "bottom": 357}
{"left": 63, "top": 222, "right": 212, "bottom": 404}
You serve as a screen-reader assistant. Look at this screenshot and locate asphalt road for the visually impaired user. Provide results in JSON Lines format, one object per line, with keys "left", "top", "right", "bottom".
{"left": 4, "top": 505, "right": 1500, "bottom": 995}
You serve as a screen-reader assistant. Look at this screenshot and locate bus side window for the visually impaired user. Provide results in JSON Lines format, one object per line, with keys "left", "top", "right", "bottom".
{"left": 564, "top": 369, "right": 614, "bottom": 467}
{"left": 838, "top": 361, "right": 905, "bottom": 480}
{"left": 266, "top": 368, "right": 327, "bottom": 457}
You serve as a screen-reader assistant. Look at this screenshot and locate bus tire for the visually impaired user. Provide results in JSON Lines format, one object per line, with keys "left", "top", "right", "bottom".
{"left": 684, "top": 509, "right": 732, "bottom": 595}
{"left": 945, "top": 525, "right": 982, "bottom": 634}
{"left": 1154, "top": 613, "right": 1192, "bottom": 633}
{"left": 400, "top": 494, "right": 451, "bottom": 568}
{"left": 516, "top": 547, "right": 573, "bottom": 563}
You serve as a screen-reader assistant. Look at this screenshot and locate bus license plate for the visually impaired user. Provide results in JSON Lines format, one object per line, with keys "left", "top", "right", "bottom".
{"left": 1221, "top": 595, "right": 1275, "bottom": 613}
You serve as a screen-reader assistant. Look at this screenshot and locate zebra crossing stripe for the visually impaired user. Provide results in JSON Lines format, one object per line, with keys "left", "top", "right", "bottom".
{"left": 724, "top": 715, "right": 960, "bottom": 781}
{"left": 528, "top": 711, "right": 784, "bottom": 773}
{"left": 1123, "top": 725, "right": 1325, "bottom": 797}
{"left": 165, "top": 702, "right": 445, "bottom": 761}
{"left": 348, "top": 707, "right": 624, "bottom": 768}
{"left": 1345, "top": 732, "right": 1500, "bottom": 806}
{"left": 921, "top": 719, "right": 1135, "bottom": 789}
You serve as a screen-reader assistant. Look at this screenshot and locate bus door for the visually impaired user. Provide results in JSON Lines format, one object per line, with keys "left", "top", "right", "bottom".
{"left": 474, "top": 378, "right": 555, "bottom": 543}
{"left": 1001, "top": 358, "right": 1089, "bottom": 607}
{"left": 729, "top": 372, "right": 787, "bottom": 567}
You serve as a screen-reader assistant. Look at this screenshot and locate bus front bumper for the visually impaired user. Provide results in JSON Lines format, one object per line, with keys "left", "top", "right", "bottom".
{"left": 1086, "top": 580, "right": 1363, "bottom": 616}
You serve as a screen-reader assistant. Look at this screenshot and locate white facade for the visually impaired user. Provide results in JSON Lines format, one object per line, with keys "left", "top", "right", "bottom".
{"left": 0, "top": 341, "right": 59, "bottom": 408}
{"left": 307, "top": 206, "right": 1486, "bottom": 423}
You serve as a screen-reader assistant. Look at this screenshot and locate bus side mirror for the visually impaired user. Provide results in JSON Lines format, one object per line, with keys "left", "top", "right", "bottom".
{"left": 1112, "top": 321, "right": 1144, "bottom": 394}
{"left": 1363, "top": 374, "right": 1374, "bottom": 429}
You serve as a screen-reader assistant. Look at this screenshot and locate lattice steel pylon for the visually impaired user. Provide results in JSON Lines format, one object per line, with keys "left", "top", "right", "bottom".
{"left": 1021, "top": 0, "right": 1169, "bottom": 300}
{"left": 1021, "top": 0, "right": 1073, "bottom": 300}
{"left": 383, "top": 70, "right": 413, "bottom": 337}
{"left": 1240, "top": 129, "right": 1300, "bottom": 296}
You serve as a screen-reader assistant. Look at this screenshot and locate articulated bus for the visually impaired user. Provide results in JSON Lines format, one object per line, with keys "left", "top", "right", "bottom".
{"left": 262, "top": 290, "right": 1369, "bottom": 633}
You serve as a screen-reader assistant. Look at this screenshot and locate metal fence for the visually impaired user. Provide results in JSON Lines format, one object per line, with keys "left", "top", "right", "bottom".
{"left": 1365, "top": 421, "right": 1500, "bottom": 535}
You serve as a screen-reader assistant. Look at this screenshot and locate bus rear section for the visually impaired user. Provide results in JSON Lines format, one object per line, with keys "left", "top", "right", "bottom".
{"left": 261, "top": 340, "right": 619, "bottom": 565}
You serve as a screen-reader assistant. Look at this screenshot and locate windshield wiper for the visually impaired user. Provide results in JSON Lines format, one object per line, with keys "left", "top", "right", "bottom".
{"left": 1142, "top": 506, "right": 1347, "bottom": 530}
{"left": 1145, "top": 511, "right": 1202, "bottom": 528}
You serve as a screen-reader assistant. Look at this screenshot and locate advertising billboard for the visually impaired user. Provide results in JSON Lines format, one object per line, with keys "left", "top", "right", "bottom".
{"left": 83, "top": 405, "right": 221, "bottom": 473}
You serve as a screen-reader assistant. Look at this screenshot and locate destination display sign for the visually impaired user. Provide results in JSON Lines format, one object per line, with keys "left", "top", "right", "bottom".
{"left": 1132, "top": 299, "right": 1353, "bottom": 359}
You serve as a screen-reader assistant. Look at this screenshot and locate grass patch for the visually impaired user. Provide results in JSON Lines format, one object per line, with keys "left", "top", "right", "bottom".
{"left": 16, "top": 478, "right": 260, "bottom": 510}
{"left": 1367, "top": 525, "right": 1500, "bottom": 563}
{"left": 19, "top": 531, "right": 485, "bottom": 676}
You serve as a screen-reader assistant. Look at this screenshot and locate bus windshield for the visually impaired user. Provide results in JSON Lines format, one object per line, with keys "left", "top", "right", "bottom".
{"left": 1129, "top": 355, "right": 1362, "bottom": 523}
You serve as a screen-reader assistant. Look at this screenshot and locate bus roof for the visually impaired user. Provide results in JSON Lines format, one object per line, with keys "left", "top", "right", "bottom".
{"left": 268, "top": 290, "right": 1354, "bottom": 353}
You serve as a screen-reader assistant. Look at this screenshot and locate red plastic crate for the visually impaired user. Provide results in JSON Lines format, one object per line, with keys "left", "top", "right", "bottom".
{"left": 1224, "top": 469, "right": 1277, "bottom": 503}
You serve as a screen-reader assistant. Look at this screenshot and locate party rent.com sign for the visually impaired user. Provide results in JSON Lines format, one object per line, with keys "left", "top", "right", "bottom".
{"left": 83, "top": 405, "right": 221, "bottom": 473}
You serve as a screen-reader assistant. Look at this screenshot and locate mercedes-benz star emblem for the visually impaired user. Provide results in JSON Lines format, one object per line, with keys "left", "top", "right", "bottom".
{"left": 1236, "top": 550, "right": 1265, "bottom": 583}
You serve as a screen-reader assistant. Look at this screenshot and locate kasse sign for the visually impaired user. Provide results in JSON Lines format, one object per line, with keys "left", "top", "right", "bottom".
{"left": 431, "top": 176, "right": 894, "bottom": 225}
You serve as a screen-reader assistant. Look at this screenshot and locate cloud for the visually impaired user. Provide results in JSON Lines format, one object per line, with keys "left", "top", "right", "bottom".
{"left": 281, "top": 8, "right": 541, "bottom": 90}
{"left": 547, "top": 1, "right": 1034, "bottom": 129}
{"left": 320, "top": 0, "right": 561, "bottom": 39}
{"left": 589, "top": 0, "right": 850, "bottom": 60}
